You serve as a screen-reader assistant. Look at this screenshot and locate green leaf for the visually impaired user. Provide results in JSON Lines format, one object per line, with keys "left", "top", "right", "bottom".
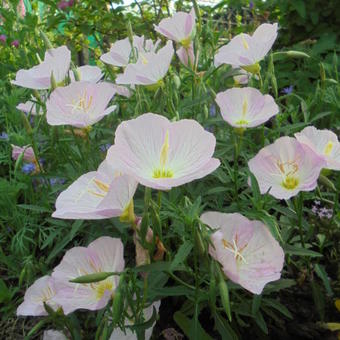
{"left": 292, "top": 0, "right": 306, "bottom": 18}
{"left": 314, "top": 264, "right": 333, "bottom": 296}
{"left": 174, "top": 311, "right": 214, "bottom": 340}
{"left": 254, "top": 310, "right": 268, "bottom": 334}
{"left": 70, "top": 271, "right": 118, "bottom": 284}
{"left": 284, "top": 244, "right": 323, "bottom": 258}
{"left": 18, "top": 204, "right": 51, "bottom": 213}
{"left": 263, "top": 298, "right": 293, "bottom": 319}
{"left": 213, "top": 311, "right": 238, "bottom": 340}
{"left": 252, "top": 295, "right": 262, "bottom": 316}
{"left": 170, "top": 241, "right": 193, "bottom": 271}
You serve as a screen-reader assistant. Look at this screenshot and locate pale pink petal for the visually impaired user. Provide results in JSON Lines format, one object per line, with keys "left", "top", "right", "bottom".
{"left": 46, "top": 81, "right": 116, "bottom": 128}
{"left": 109, "top": 301, "right": 161, "bottom": 340}
{"left": 106, "top": 113, "right": 219, "bottom": 190}
{"left": 295, "top": 126, "right": 340, "bottom": 171}
{"left": 12, "top": 46, "right": 71, "bottom": 89}
{"left": 116, "top": 41, "right": 174, "bottom": 85}
{"left": 216, "top": 87, "right": 279, "bottom": 128}
{"left": 100, "top": 38, "right": 132, "bottom": 67}
{"left": 52, "top": 237, "right": 124, "bottom": 314}
{"left": 248, "top": 136, "right": 325, "bottom": 200}
{"left": 214, "top": 23, "right": 277, "bottom": 67}
{"left": 176, "top": 43, "right": 194, "bottom": 66}
{"left": 201, "top": 212, "right": 284, "bottom": 294}
{"left": 17, "top": 100, "right": 43, "bottom": 115}
{"left": 17, "top": 276, "right": 59, "bottom": 316}
{"left": 71, "top": 65, "right": 103, "bottom": 83}
{"left": 11, "top": 144, "right": 35, "bottom": 162}
{"left": 43, "top": 330, "right": 67, "bottom": 340}
{"left": 154, "top": 9, "right": 196, "bottom": 42}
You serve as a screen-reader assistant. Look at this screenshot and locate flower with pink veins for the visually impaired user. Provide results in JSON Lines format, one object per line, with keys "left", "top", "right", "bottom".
{"left": 70, "top": 65, "right": 103, "bottom": 83}
{"left": 52, "top": 237, "right": 125, "bottom": 315}
{"left": 295, "top": 126, "right": 340, "bottom": 171}
{"left": 17, "top": 276, "right": 59, "bottom": 316}
{"left": 52, "top": 160, "right": 138, "bottom": 219}
{"left": 100, "top": 36, "right": 160, "bottom": 67}
{"left": 154, "top": 8, "right": 196, "bottom": 66}
{"left": 106, "top": 113, "right": 220, "bottom": 190}
{"left": 11, "top": 144, "right": 36, "bottom": 162}
{"left": 215, "top": 87, "right": 279, "bottom": 128}
{"left": 248, "top": 136, "right": 325, "bottom": 200}
{"left": 116, "top": 41, "right": 174, "bottom": 86}
{"left": 46, "top": 81, "right": 116, "bottom": 128}
{"left": 214, "top": 23, "right": 278, "bottom": 72}
{"left": 201, "top": 212, "right": 284, "bottom": 295}
{"left": 11, "top": 46, "right": 71, "bottom": 90}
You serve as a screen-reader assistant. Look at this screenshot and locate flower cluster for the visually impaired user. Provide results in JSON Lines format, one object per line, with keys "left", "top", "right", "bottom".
{"left": 11, "top": 6, "right": 340, "bottom": 339}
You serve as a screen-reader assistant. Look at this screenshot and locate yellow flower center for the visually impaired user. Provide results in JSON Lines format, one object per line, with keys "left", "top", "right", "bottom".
{"left": 67, "top": 91, "right": 93, "bottom": 113}
{"left": 222, "top": 236, "right": 248, "bottom": 264}
{"left": 324, "top": 141, "right": 334, "bottom": 156}
{"left": 94, "top": 279, "right": 114, "bottom": 300}
{"left": 39, "top": 286, "right": 55, "bottom": 303}
{"left": 180, "top": 37, "right": 191, "bottom": 49}
{"left": 140, "top": 53, "right": 149, "bottom": 65}
{"left": 152, "top": 130, "right": 173, "bottom": 179}
{"left": 241, "top": 34, "right": 249, "bottom": 50}
{"left": 277, "top": 160, "right": 299, "bottom": 190}
{"left": 235, "top": 99, "right": 249, "bottom": 126}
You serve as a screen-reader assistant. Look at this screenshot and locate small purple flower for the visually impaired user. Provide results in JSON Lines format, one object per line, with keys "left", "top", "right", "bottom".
{"left": 282, "top": 85, "right": 293, "bottom": 95}
{"left": 311, "top": 205, "right": 318, "bottom": 214}
{"left": 50, "top": 177, "right": 66, "bottom": 186}
{"left": 249, "top": 1, "right": 254, "bottom": 9}
{"left": 99, "top": 143, "right": 112, "bottom": 152}
{"left": 0, "top": 132, "right": 9, "bottom": 140}
{"left": 58, "top": 0, "right": 74, "bottom": 10}
{"left": 22, "top": 163, "right": 36, "bottom": 174}
{"left": 314, "top": 200, "right": 320, "bottom": 205}
{"left": 326, "top": 212, "right": 333, "bottom": 219}
{"left": 11, "top": 40, "right": 19, "bottom": 48}
{"left": 318, "top": 211, "right": 325, "bottom": 219}
{"left": 320, "top": 207, "right": 330, "bottom": 214}
{"left": 0, "top": 34, "right": 6, "bottom": 43}
{"left": 209, "top": 104, "right": 217, "bottom": 117}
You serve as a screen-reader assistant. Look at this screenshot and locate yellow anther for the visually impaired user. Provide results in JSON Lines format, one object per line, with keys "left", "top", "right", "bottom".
{"left": 93, "top": 179, "right": 110, "bottom": 192}
{"left": 160, "top": 130, "right": 169, "bottom": 169}
{"left": 241, "top": 34, "right": 249, "bottom": 50}
{"left": 222, "top": 238, "right": 248, "bottom": 264}
{"left": 324, "top": 141, "right": 334, "bottom": 156}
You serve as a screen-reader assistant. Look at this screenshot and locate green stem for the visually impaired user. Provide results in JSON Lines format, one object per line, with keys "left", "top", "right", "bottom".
{"left": 295, "top": 193, "right": 305, "bottom": 248}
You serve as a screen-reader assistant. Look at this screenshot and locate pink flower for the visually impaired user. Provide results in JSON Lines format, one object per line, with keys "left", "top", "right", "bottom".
{"left": 58, "top": 0, "right": 74, "bottom": 10}
{"left": 17, "top": 99, "right": 44, "bottom": 115}
{"left": 11, "top": 144, "right": 36, "bottom": 162}
{"left": 113, "top": 84, "right": 132, "bottom": 98}
{"left": 100, "top": 36, "right": 160, "bottom": 67}
{"left": 52, "top": 237, "right": 125, "bottom": 315}
{"left": 0, "top": 34, "right": 6, "bottom": 43}
{"left": 176, "top": 43, "right": 194, "bottom": 67}
{"left": 116, "top": 41, "right": 174, "bottom": 86}
{"left": 11, "top": 40, "right": 19, "bottom": 48}
{"left": 70, "top": 65, "right": 103, "bottom": 83}
{"left": 46, "top": 81, "right": 116, "bottom": 128}
{"left": 17, "top": 276, "right": 59, "bottom": 316}
{"left": 109, "top": 301, "right": 161, "bottom": 340}
{"left": 52, "top": 160, "right": 138, "bottom": 219}
{"left": 214, "top": 23, "right": 278, "bottom": 69}
{"left": 154, "top": 9, "right": 196, "bottom": 66}
{"left": 295, "top": 126, "right": 340, "bottom": 171}
{"left": 248, "top": 136, "right": 325, "bottom": 200}
{"left": 154, "top": 9, "right": 196, "bottom": 45}
{"left": 106, "top": 113, "right": 220, "bottom": 190}
{"left": 215, "top": 87, "right": 279, "bottom": 128}
{"left": 12, "top": 46, "right": 71, "bottom": 89}
{"left": 17, "top": 0, "right": 26, "bottom": 18}
{"left": 201, "top": 212, "right": 284, "bottom": 294}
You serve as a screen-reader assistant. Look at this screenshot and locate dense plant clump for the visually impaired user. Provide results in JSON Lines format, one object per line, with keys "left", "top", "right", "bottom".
{"left": 1, "top": 1, "right": 340, "bottom": 339}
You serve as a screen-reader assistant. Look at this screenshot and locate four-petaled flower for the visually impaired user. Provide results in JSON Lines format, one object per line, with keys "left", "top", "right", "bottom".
{"left": 248, "top": 136, "right": 325, "bottom": 199}
{"left": 201, "top": 212, "right": 284, "bottom": 294}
